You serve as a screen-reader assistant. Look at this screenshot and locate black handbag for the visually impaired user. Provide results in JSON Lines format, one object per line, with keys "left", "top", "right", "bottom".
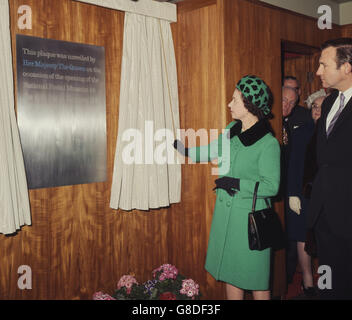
{"left": 248, "top": 182, "right": 285, "bottom": 251}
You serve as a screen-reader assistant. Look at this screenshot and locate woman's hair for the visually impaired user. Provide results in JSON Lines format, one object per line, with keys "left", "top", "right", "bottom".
{"left": 242, "top": 95, "right": 265, "bottom": 120}
{"left": 305, "top": 89, "right": 326, "bottom": 109}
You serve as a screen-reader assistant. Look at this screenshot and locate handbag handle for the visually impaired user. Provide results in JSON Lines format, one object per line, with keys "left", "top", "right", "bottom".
{"left": 251, "top": 182, "right": 260, "bottom": 213}
{"left": 251, "top": 181, "right": 270, "bottom": 212}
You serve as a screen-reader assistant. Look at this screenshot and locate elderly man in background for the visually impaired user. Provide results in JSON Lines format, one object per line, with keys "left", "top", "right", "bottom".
{"left": 283, "top": 76, "right": 302, "bottom": 105}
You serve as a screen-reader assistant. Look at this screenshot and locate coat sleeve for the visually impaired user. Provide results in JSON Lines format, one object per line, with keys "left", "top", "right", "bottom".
{"left": 239, "top": 139, "right": 281, "bottom": 198}
{"left": 188, "top": 126, "right": 233, "bottom": 163}
{"left": 188, "top": 136, "right": 221, "bottom": 163}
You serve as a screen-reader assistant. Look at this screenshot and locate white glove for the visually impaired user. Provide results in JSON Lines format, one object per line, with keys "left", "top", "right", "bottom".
{"left": 289, "top": 196, "right": 301, "bottom": 215}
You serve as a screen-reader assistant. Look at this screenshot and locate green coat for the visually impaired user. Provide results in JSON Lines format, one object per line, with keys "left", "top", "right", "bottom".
{"left": 189, "top": 120, "right": 281, "bottom": 290}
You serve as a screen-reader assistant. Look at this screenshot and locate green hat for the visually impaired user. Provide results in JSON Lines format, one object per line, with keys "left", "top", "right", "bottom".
{"left": 236, "top": 75, "right": 271, "bottom": 115}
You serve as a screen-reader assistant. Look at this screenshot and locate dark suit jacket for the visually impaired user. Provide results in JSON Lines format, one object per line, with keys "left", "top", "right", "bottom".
{"left": 281, "top": 106, "right": 312, "bottom": 197}
{"left": 287, "top": 105, "right": 312, "bottom": 130}
{"left": 308, "top": 89, "right": 352, "bottom": 239}
{"left": 287, "top": 119, "right": 314, "bottom": 198}
{"left": 302, "top": 123, "right": 318, "bottom": 198}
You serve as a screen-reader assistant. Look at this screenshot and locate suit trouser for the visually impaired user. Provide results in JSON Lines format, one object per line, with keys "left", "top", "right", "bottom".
{"left": 315, "top": 210, "right": 352, "bottom": 300}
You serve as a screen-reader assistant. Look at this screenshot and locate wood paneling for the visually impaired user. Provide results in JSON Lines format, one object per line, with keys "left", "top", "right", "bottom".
{"left": 284, "top": 53, "right": 322, "bottom": 106}
{"left": 171, "top": 0, "right": 227, "bottom": 300}
{"left": 177, "top": 0, "right": 217, "bottom": 14}
{"left": 0, "top": 0, "right": 346, "bottom": 300}
{"left": 341, "top": 24, "right": 352, "bottom": 37}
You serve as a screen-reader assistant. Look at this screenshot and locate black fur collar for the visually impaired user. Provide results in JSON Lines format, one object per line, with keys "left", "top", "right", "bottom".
{"left": 228, "top": 120, "right": 271, "bottom": 146}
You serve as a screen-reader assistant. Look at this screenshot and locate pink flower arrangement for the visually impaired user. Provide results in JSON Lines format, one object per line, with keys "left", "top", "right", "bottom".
{"left": 93, "top": 291, "right": 116, "bottom": 300}
{"left": 93, "top": 264, "right": 201, "bottom": 300}
{"left": 152, "top": 264, "right": 178, "bottom": 281}
{"left": 180, "top": 279, "right": 200, "bottom": 299}
{"left": 117, "top": 275, "right": 138, "bottom": 294}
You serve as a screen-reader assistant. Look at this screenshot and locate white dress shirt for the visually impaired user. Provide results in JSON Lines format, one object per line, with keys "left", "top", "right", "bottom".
{"left": 326, "top": 86, "right": 352, "bottom": 131}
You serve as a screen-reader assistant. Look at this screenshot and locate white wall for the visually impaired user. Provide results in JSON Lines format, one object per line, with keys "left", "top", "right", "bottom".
{"left": 259, "top": 0, "right": 340, "bottom": 25}
{"left": 340, "top": 2, "right": 352, "bottom": 25}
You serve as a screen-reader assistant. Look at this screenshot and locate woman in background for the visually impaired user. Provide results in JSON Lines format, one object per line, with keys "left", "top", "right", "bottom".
{"left": 174, "top": 75, "right": 280, "bottom": 300}
{"left": 302, "top": 89, "right": 327, "bottom": 200}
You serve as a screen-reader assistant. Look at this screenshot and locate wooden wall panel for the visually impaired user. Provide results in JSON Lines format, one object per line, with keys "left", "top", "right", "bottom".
{"left": 341, "top": 24, "right": 352, "bottom": 37}
{"left": 0, "top": 0, "right": 347, "bottom": 300}
{"left": 171, "top": 0, "right": 227, "bottom": 300}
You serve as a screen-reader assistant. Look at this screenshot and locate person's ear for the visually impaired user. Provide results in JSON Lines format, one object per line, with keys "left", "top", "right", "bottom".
{"left": 343, "top": 61, "right": 352, "bottom": 75}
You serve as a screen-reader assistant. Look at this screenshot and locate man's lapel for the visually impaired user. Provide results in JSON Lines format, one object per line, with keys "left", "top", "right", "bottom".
{"left": 328, "top": 92, "right": 352, "bottom": 138}
{"left": 322, "top": 91, "right": 338, "bottom": 140}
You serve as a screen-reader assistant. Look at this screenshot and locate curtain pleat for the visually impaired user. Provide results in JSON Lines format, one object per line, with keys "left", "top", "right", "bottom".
{"left": 0, "top": 0, "right": 31, "bottom": 234}
{"left": 110, "top": 12, "right": 181, "bottom": 211}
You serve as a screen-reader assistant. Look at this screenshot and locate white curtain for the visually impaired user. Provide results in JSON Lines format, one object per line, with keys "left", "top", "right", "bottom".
{"left": 76, "top": 0, "right": 177, "bottom": 22}
{"left": 0, "top": 0, "right": 31, "bottom": 234}
{"left": 110, "top": 12, "right": 181, "bottom": 211}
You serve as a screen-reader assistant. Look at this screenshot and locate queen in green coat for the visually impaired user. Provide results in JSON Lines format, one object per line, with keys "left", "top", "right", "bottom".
{"left": 174, "top": 75, "right": 281, "bottom": 300}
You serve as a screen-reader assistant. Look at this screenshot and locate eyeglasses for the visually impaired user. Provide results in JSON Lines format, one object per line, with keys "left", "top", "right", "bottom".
{"left": 312, "top": 104, "right": 321, "bottom": 110}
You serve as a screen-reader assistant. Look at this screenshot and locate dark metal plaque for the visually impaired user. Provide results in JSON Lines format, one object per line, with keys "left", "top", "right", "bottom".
{"left": 16, "top": 35, "right": 106, "bottom": 189}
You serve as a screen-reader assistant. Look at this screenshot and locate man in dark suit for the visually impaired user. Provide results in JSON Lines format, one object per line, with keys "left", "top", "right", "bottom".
{"left": 282, "top": 76, "right": 313, "bottom": 158}
{"left": 308, "top": 38, "right": 352, "bottom": 299}
{"left": 282, "top": 84, "right": 314, "bottom": 289}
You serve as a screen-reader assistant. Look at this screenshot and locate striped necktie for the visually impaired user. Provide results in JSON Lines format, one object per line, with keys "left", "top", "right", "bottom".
{"left": 327, "top": 93, "right": 345, "bottom": 137}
